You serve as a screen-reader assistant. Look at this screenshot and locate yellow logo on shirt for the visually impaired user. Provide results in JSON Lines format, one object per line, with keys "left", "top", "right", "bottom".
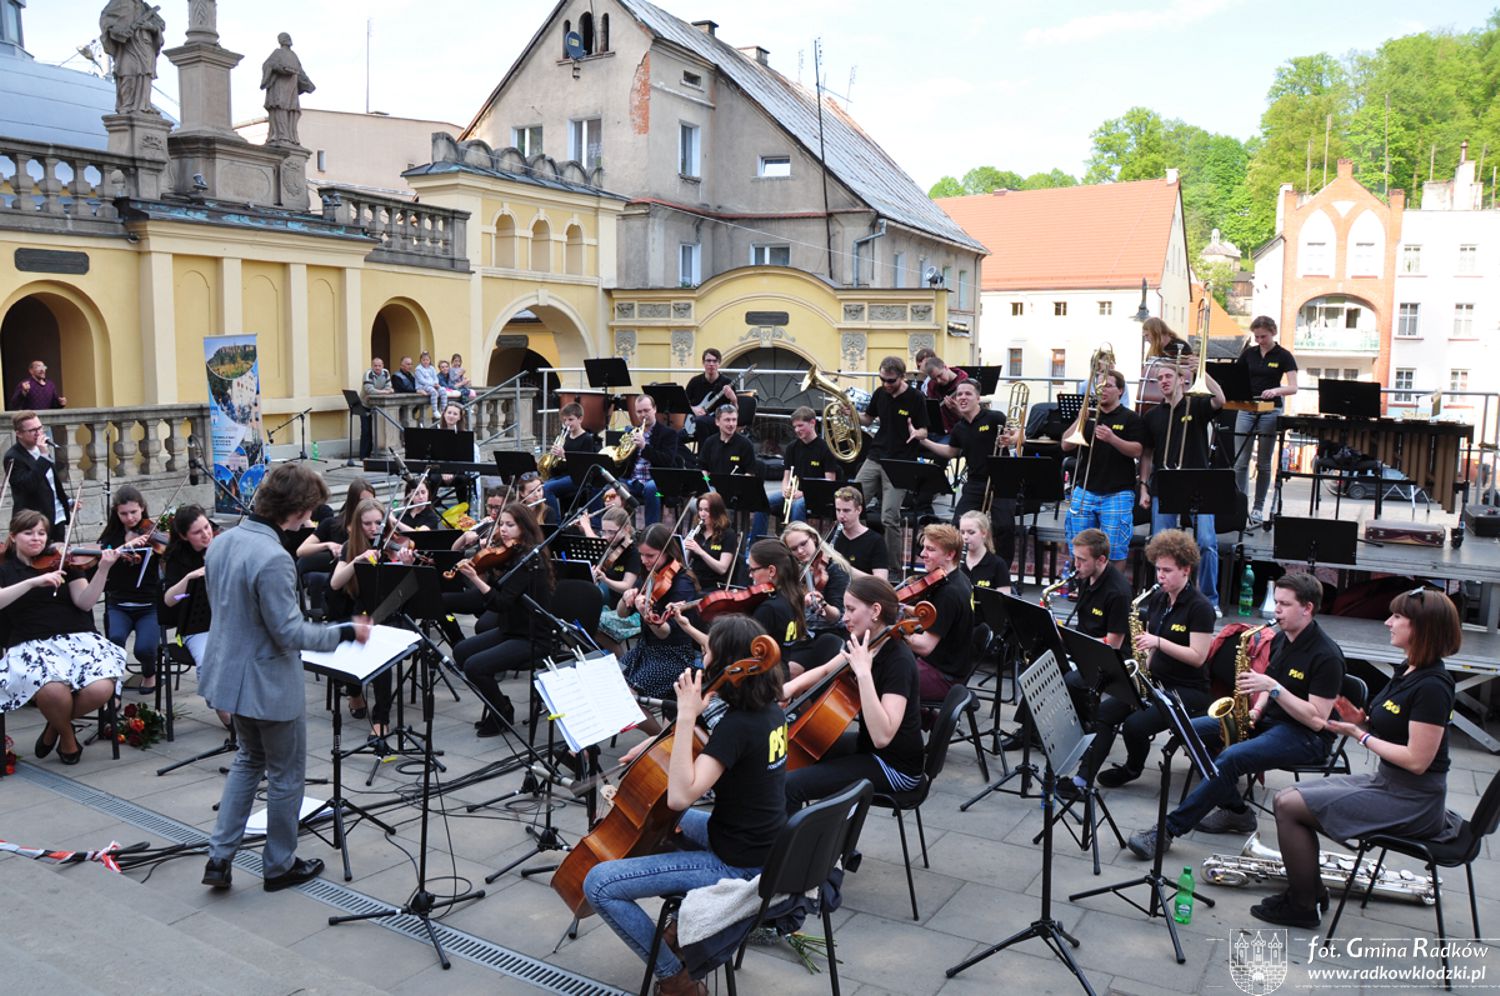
{"left": 810, "top": 459, "right": 823, "bottom": 469}
{"left": 980, "top": 424, "right": 992, "bottom": 434}
{"left": 768, "top": 723, "right": 788, "bottom": 763}
{"left": 1090, "top": 607, "right": 1104, "bottom": 617}
{"left": 1288, "top": 668, "right": 1306, "bottom": 680}
{"left": 1383, "top": 699, "right": 1401, "bottom": 715}
{"left": 1169, "top": 623, "right": 1187, "bottom": 633}
{"left": 784, "top": 620, "right": 798, "bottom": 643}
{"left": 898, "top": 408, "right": 910, "bottom": 417}
{"left": 1267, "top": 362, "right": 1280, "bottom": 369}
{"left": 730, "top": 455, "right": 741, "bottom": 463}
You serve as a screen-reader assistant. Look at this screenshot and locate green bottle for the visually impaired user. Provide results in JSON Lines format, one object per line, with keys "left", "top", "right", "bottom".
{"left": 311, "top": 441, "right": 320, "bottom": 462}
{"left": 1238, "top": 565, "right": 1255, "bottom": 617}
{"left": 1174, "top": 866, "right": 1195, "bottom": 924}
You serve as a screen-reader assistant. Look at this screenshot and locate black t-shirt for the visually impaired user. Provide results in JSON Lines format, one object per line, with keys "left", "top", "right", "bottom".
{"left": 858, "top": 640, "right": 925, "bottom": 777}
{"left": 867, "top": 386, "right": 928, "bottom": 462}
{"left": 400, "top": 507, "right": 442, "bottom": 531}
{"left": 482, "top": 554, "right": 554, "bottom": 637}
{"left": 920, "top": 569, "right": 974, "bottom": 679}
{"left": 163, "top": 545, "right": 209, "bottom": 634}
{"left": 688, "top": 528, "right": 738, "bottom": 590}
{"left": 808, "top": 559, "right": 850, "bottom": 630}
{"left": 1239, "top": 344, "right": 1297, "bottom": 407}
{"left": 834, "top": 527, "right": 887, "bottom": 576}
{"left": 315, "top": 516, "right": 350, "bottom": 546}
{"left": 698, "top": 433, "right": 756, "bottom": 477}
{"left": 947, "top": 410, "right": 1007, "bottom": 484}
{"left": 785, "top": 436, "right": 840, "bottom": 485}
{"left": 1144, "top": 395, "right": 1218, "bottom": 472}
{"left": 1141, "top": 585, "right": 1215, "bottom": 691}
{"left": 601, "top": 546, "right": 643, "bottom": 610}
{"left": 100, "top": 546, "right": 163, "bottom": 604}
{"left": 753, "top": 592, "right": 802, "bottom": 645}
{"left": 1072, "top": 565, "right": 1131, "bottom": 642}
{"left": 701, "top": 703, "right": 788, "bottom": 868}
{"left": 687, "top": 373, "right": 735, "bottom": 417}
{"left": 1261, "top": 620, "right": 1345, "bottom": 733}
{"left": 961, "top": 551, "right": 1010, "bottom": 592}
{"left": 0, "top": 559, "right": 96, "bottom": 645}
{"left": 562, "top": 429, "right": 601, "bottom": 454}
{"left": 1076, "top": 405, "right": 1145, "bottom": 495}
{"left": 1369, "top": 663, "right": 1455, "bottom": 775}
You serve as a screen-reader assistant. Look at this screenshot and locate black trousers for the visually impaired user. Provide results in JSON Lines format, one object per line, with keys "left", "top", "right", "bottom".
{"left": 1079, "top": 684, "right": 1212, "bottom": 780}
{"left": 455, "top": 628, "right": 533, "bottom": 715}
{"left": 784, "top": 729, "right": 909, "bottom": 814}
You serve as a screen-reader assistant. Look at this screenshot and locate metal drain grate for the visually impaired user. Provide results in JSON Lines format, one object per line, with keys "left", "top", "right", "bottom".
{"left": 16, "top": 763, "right": 626, "bottom": 995}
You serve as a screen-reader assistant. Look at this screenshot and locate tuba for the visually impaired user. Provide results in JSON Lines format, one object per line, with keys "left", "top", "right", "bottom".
{"left": 799, "top": 365, "right": 863, "bottom": 464}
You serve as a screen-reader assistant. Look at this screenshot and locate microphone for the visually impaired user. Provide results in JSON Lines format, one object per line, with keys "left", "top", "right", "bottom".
{"left": 594, "top": 465, "right": 640, "bottom": 514}
{"left": 187, "top": 434, "right": 200, "bottom": 486}
{"left": 528, "top": 762, "right": 573, "bottom": 789}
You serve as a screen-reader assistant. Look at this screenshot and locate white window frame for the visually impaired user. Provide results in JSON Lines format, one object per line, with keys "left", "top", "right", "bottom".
{"left": 678, "top": 122, "right": 701, "bottom": 179}
{"left": 1050, "top": 349, "right": 1066, "bottom": 379}
{"left": 1397, "top": 303, "right": 1420, "bottom": 337}
{"left": 1351, "top": 240, "right": 1377, "bottom": 275}
{"left": 679, "top": 243, "right": 701, "bottom": 287}
{"left": 1302, "top": 240, "right": 1331, "bottom": 276}
{"left": 1393, "top": 368, "right": 1415, "bottom": 402}
{"left": 568, "top": 117, "right": 602, "bottom": 170}
{"left": 892, "top": 251, "right": 906, "bottom": 289}
{"left": 1008, "top": 348, "right": 1023, "bottom": 377}
{"left": 757, "top": 155, "right": 791, "bottom": 178}
{"left": 750, "top": 244, "right": 790, "bottom": 266}
{"left": 1457, "top": 244, "right": 1478, "bottom": 275}
{"left": 1453, "top": 303, "right": 1475, "bottom": 338}
{"left": 957, "top": 270, "right": 970, "bottom": 310}
{"left": 1098, "top": 301, "right": 1112, "bottom": 316}
{"left": 1451, "top": 369, "right": 1469, "bottom": 392}
{"left": 511, "top": 124, "right": 543, "bottom": 157}
{"left": 1401, "top": 244, "right": 1422, "bottom": 274}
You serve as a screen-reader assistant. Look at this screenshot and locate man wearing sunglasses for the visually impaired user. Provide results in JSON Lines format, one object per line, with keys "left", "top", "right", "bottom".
{"left": 852, "top": 356, "right": 928, "bottom": 574}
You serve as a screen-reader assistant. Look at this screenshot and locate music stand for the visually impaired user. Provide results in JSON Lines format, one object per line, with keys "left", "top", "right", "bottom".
{"left": 799, "top": 478, "right": 841, "bottom": 520}
{"left": 708, "top": 472, "right": 771, "bottom": 515}
{"left": 403, "top": 529, "right": 466, "bottom": 552}
{"left": 644, "top": 382, "right": 692, "bottom": 417}
{"left": 948, "top": 650, "right": 1096, "bottom": 995}
{"left": 585, "top": 357, "right": 632, "bottom": 390}
{"left": 968, "top": 365, "right": 1002, "bottom": 396}
{"left": 1206, "top": 361, "right": 1255, "bottom": 404}
{"left": 563, "top": 451, "right": 618, "bottom": 488}
{"left": 1273, "top": 515, "right": 1357, "bottom": 572}
{"left": 404, "top": 427, "right": 476, "bottom": 463}
{"left": 653, "top": 466, "right": 710, "bottom": 503}
{"left": 551, "top": 533, "right": 610, "bottom": 584}
{"left": 492, "top": 450, "right": 539, "bottom": 481}
{"left": 988, "top": 455, "right": 1065, "bottom": 587}
{"left": 343, "top": 389, "right": 369, "bottom": 467}
{"left": 1318, "top": 378, "right": 1381, "bottom": 419}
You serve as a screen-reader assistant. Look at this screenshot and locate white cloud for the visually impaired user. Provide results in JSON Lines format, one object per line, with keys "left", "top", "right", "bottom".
{"left": 1023, "top": 0, "right": 1238, "bottom": 46}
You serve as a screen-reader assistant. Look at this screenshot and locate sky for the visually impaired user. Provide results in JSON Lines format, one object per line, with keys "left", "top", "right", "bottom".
{"left": 20, "top": 0, "right": 1495, "bottom": 189}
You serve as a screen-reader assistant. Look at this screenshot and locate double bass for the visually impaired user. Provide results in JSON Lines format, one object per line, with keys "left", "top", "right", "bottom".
{"left": 551, "top": 634, "right": 782, "bottom": 918}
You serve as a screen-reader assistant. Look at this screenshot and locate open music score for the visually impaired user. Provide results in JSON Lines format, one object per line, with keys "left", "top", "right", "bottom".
{"left": 534, "top": 653, "right": 647, "bottom": 752}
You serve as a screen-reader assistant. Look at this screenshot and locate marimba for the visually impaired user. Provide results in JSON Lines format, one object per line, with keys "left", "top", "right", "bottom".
{"left": 1279, "top": 414, "right": 1473, "bottom": 512}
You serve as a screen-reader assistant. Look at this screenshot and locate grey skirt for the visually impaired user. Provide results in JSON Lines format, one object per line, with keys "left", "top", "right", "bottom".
{"left": 1296, "top": 762, "right": 1460, "bottom": 845}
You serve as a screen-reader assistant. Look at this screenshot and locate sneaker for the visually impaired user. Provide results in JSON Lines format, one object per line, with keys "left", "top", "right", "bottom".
{"left": 1247, "top": 510, "right": 1264, "bottom": 528}
{"left": 202, "top": 857, "right": 233, "bottom": 890}
{"left": 1096, "top": 764, "right": 1143, "bottom": 788}
{"left": 1214, "top": 605, "right": 1224, "bottom": 619}
{"left": 1250, "top": 891, "right": 1320, "bottom": 929}
{"left": 1196, "top": 805, "right": 1259, "bottom": 835}
{"left": 1127, "top": 824, "right": 1172, "bottom": 860}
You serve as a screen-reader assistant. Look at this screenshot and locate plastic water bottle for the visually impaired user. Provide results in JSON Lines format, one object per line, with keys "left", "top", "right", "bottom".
{"left": 1238, "top": 565, "right": 1255, "bottom": 618}
{"left": 310, "top": 441, "right": 320, "bottom": 462}
{"left": 1174, "top": 866, "right": 1195, "bottom": 924}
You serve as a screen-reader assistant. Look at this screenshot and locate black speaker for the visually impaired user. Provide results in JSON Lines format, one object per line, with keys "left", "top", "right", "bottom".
{"left": 1464, "top": 505, "right": 1500, "bottom": 538}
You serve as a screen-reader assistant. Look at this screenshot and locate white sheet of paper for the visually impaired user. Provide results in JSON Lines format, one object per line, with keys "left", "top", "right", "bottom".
{"left": 301, "top": 624, "right": 419, "bottom": 683}
{"left": 246, "top": 794, "right": 327, "bottom": 833}
{"left": 534, "top": 653, "right": 647, "bottom": 752}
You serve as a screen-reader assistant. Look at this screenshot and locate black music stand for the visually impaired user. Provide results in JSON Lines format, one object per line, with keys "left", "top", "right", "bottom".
{"left": 551, "top": 532, "right": 611, "bottom": 584}
{"left": 563, "top": 451, "right": 617, "bottom": 487}
{"left": 968, "top": 365, "right": 1002, "bottom": 396}
{"left": 644, "top": 382, "right": 692, "bottom": 417}
{"left": 493, "top": 450, "right": 539, "bottom": 481}
{"left": 1273, "top": 515, "right": 1357, "bottom": 572}
{"left": 653, "top": 466, "right": 710, "bottom": 503}
{"left": 585, "top": 357, "right": 632, "bottom": 390}
{"left": 988, "top": 455, "right": 1065, "bottom": 588}
{"left": 1207, "top": 361, "right": 1257, "bottom": 406}
{"left": 708, "top": 472, "right": 771, "bottom": 515}
{"left": 343, "top": 389, "right": 369, "bottom": 467}
{"left": 404, "top": 427, "right": 476, "bottom": 463}
{"left": 1318, "top": 378, "right": 1381, "bottom": 419}
{"left": 879, "top": 458, "right": 951, "bottom": 568}
{"left": 799, "top": 478, "right": 841, "bottom": 520}
{"left": 404, "top": 529, "right": 466, "bottom": 552}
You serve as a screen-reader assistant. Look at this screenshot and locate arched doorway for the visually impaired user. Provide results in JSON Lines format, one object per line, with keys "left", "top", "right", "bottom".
{"left": 369, "top": 299, "right": 431, "bottom": 368}
{"left": 725, "top": 345, "right": 820, "bottom": 413}
{"left": 1, "top": 287, "right": 103, "bottom": 408}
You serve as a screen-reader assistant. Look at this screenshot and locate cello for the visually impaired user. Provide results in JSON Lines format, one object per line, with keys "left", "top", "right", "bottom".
{"left": 550, "top": 634, "right": 782, "bottom": 918}
{"left": 783, "top": 600, "right": 935, "bottom": 771}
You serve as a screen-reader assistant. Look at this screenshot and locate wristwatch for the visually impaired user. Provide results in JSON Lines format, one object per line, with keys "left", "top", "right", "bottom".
{"left": 1268, "top": 686, "right": 1281, "bottom": 701}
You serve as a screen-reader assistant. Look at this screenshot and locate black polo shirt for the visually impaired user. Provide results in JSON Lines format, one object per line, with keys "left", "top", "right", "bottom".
{"left": 1072, "top": 565, "right": 1132, "bottom": 642}
{"left": 785, "top": 436, "right": 840, "bottom": 484}
{"left": 699, "top": 432, "right": 756, "bottom": 476}
{"left": 1076, "top": 405, "right": 1145, "bottom": 496}
{"left": 947, "top": 410, "right": 1007, "bottom": 485}
{"left": 1144, "top": 395, "right": 1217, "bottom": 472}
{"left": 561, "top": 429, "right": 600, "bottom": 454}
{"left": 1369, "top": 663, "right": 1455, "bottom": 775}
{"left": 1141, "top": 585, "right": 1215, "bottom": 691}
{"left": 700, "top": 702, "right": 787, "bottom": 868}
{"left": 687, "top": 373, "right": 735, "bottom": 414}
{"left": 834, "top": 527, "right": 888, "bottom": 576}
{"left": 859, "top": 640, "right": 925, "bottom": 778}
{"left": 961, "top": 551, "right": 1011, "bottom": 592}
{"left": 867, "top": 385, "right": 928, "bottom": 462}
{"left": 754, "top": 592, "right": 802, "bottom": 645}
{"left": 1239, "top": 344, "right": 1297, "bottom": 408}
{"left": 601, "top": 546, "right": 643, "bottom": 610}
{"left": 1261, "top": 619, "right": 1344, "bottom": 733}
{"left": 920, "top": 569, "right": 974, "bottom": 680}
{"left": 688, "top": 527, "right": 738, "bottom": 590}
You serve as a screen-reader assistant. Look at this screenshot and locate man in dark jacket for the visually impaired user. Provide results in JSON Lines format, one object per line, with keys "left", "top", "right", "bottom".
{"left": 4, "top": 410, "right": 70, "bottom": 540}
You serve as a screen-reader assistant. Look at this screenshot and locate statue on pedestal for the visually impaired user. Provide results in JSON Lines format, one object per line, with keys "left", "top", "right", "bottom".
{"left": 260, "top": 33, "right": 315, "bottom": 146}
{"left": 99, "top": 0, "right": 166, "bottom": 115}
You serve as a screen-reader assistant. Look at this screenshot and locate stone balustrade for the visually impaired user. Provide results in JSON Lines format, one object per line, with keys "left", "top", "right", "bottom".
{"left": 364, "top": 386, "right": 539, "bottom": 455}
{"left": 317, "top": 186, "right": 470, "bottom": 272}
{"left": 0, "top": 139, "right": 146, "bottom": 235}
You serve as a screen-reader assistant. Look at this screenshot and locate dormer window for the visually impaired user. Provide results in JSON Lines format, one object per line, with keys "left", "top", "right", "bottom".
{"left": 1, "top": 0, "right": 23, "bottom": 49}
{"left": 682, "top": 70, "right": 703, "bottom": 89}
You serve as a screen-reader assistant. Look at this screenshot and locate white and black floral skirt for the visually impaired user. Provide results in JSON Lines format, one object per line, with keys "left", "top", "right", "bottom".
{"left": 0, "top": 633, "right": 127, "bottom": 714}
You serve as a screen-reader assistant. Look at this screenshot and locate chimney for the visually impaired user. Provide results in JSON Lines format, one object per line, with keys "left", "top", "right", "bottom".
{"left": 991, "top": 189, "right": 1009, "bottom": 196}
{"left": 1165, "top": 167, "right": 1179, "bottom": 184}
{"left": 691, "top": 19, "right": 718, "bottom": 36}
{"left": 1337, "top": 158, "right": 1353, "bottom": 179}
{"left": 737, "top": 45, "right": 770, "bottom": 67}
{"left": 1460, "top": 140, "right": 1469, "bottom": 164}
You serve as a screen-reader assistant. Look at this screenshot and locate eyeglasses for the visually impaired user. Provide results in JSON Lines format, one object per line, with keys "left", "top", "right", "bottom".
{"left": 749, "top": 564, "right": 769, "bottom": 575}
{"left": 17, "top": 424, "right": 41, "bottom": 435}
{"left": 880, "top": 376, "right": 902, "bottom": 385}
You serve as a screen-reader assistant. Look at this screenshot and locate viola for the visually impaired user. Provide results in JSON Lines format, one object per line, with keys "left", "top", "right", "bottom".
{"left": 895, "top": 565, "right": 949, "bottom": 604}
{"left": 551, "top": 634, "right": 781, "bottom": 918}
{"left": 674, "top": 582, "right": 774, "bottom": 624}
{"left": 444, "top": 540, "right": 520, "bottom": 579}
{"left": 784, "top": 600, "right": 936, "bottom": 771}
{"left": 30, "top": 545, "right": 112, "bottom": 572}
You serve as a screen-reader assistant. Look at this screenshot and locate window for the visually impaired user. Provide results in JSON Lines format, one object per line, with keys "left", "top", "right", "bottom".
{"left": 942, "top": 265, "right": 952, "bottom": 290}
{"left": 1, "top": 0, "right": 21, "bottom": 47}
{"left": 678, "top": 123, "right": 701, "bottom": 178}
{"left": 1010, "top": 302, "right": 1024, "bottom": 317}
{"left": 751, "top": 244, "right": 790, "bottom": 266}
{"left": 1453, "top": 304, "right": 1475, "bottom": 338}
{"left": 1451, "top": 369, "right": 1469, "bottom": 392}
{"left": 1008, "top": 348, "right": 1023, "bottom": 377}
{"left": 568, "top": 118, "right": 602, "bottom": 170}
{"left": 679, "top": 243, "right": 701, "bottom": 286}
{"left": 1053, "top": 301, "right": 1067, "bottom": 317}
{"left": 1098, "top": 301, "right": 1112, "bottom": 316}
{"left": 1051, "top": 349, "right": 1066, "bottom": 379}
{"left": 1393, "top": 368, "right": 1415, "bottom": 402}
{"left": 1456, "top": 244, "right": 1478, "bottom": 274}
{"left": 1401, "top": 244, "right": 1422, "bottom": 274}
{"left": 1351, "top": 241, "right": 1376, "bottom": 274}
{"left": 682, "top": 70, "right": 703, "bottom": 88}
{"left": 315, "top": 149, "right": 326, "bottom": 172}
{"left": 757, "top": 156, "right": 791, "bottom": 178}
{"left": 511, "top": 125, "right": 543, "bottom": 157}
{"left": 1302, "top": 241, "right": 1330, "bottom": 275}
{"left": 1397, "top": 303, "right": 1420, "bottom": 337}
{"left": 892, "top": 252, "right": 906, "bottom": 288}
{"left": 1306, "top": 367, "right": 1322, "bottom": 381}
{"left": 957, "top": 271, "right": 970, "bottom": 310}
{"left": 600, "top": 13, "right": 609, "bottom": 52}
{"left": 1343, "top": 368, "right": 1358, "bottom": 381}
{"left": 579, "top": 12, "right": 595, "bottom": 54}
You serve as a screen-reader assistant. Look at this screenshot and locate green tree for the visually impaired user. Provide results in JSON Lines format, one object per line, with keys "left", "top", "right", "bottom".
{"left": 1020, "top": 169, "right": 1078, "bottom": 189}
{"left": 962, "top": 166, "right": 1026, "bottom": 192}
{"left": 1085, "top": 106, "right": 1169, "bottom": 183}
{"left": 928, "top": 176, "right": 964, "bottom": 198}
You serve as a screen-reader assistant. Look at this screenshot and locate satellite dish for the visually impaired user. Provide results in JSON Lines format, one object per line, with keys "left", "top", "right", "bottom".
{"left": 564, "top": 32, "right": 587, "bottom": 60}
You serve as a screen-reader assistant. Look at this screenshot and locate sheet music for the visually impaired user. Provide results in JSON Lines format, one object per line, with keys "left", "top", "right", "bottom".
{"left": 301, "top": 624, "right": 419, "bottom": 682}
{"left": 534, "top": 653, "right": 647, "bottom": 752}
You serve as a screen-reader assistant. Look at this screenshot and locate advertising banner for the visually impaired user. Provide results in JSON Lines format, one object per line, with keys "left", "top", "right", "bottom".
{"left": 202, "top": 334, "right": 266, "bottom": 514}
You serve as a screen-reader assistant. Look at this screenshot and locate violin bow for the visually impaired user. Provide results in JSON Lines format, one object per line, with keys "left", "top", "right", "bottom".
{"left": 49, "top": 480, "right": 87, "bottom": 597}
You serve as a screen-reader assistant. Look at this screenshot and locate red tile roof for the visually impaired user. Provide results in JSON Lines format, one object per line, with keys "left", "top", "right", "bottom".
{"left": 936, "top": 179, "right": 1182, "bottom": 291}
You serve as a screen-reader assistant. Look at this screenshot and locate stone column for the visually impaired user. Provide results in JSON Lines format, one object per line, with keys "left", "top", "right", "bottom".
{"left": 102, "top": 113, "right": 171, "bottom": 199}
{"left": 275, "top": 145, "right": 311, "bottom": 211}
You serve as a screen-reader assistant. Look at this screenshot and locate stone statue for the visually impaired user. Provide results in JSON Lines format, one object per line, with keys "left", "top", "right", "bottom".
{"left": 99, "top": 0, "right": 166, "bottom": 115}
{"left": 260, "top": 33, "right": 315, "bottom": 146}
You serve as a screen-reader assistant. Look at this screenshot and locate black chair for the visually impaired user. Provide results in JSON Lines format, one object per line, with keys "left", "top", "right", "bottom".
{"left": 1285, "top": 673, "right": 1368, "bottom": 781}
{"left": 1327, "top": 767, "right": 1500, "bottom": 991}
{"left": 920, "top": 622, "right": 992, "bottom": 780}
{"left": 641, "top": 779, "right": 874, "bottom": 996}
{"left": 873, "top": 684, "right": 974, "bottom": 920}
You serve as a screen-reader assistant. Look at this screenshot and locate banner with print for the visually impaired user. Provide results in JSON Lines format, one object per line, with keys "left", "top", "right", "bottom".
{"left": 202, "top": 334, "right": 266, "bottom": 515}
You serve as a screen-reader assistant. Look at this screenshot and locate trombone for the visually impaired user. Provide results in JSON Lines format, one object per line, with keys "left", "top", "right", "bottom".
{"left": 1064, "top": 345, "right": 1117, "bottom": 496}
{"left": 1173, "top": 283, "right": 1215, "bottom": 469}
{"left": 982, "top": 381, "right": 1029, "bottom": 514}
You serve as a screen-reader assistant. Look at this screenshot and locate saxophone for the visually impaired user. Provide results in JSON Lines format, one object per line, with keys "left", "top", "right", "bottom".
{"left": 1039, "top": 570, "right": 1071, "bottom": 608}
{"left": 1202, "top": 832, "right": 1436, "bottom": 906}
{"left": 1125, "top": 584, "right": 1161, "bottom": 700}
{"left": 1208, "top": 623, "right": 1271, "bottom": 745}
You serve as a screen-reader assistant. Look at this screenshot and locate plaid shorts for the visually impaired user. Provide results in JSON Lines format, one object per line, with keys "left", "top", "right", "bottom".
{"left": 1065, "top": 487, "right": 1134, "bottom": 560}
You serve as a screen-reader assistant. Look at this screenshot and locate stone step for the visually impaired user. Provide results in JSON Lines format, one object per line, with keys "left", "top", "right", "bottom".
{"left": 0, "top": 854, "right": 386, "bottom": 996}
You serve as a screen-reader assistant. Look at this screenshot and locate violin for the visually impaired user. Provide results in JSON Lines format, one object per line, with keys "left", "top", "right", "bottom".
{"left": 895, "top": 565, "right": 949, "bottom": 604}
{"left": 670, "top": 582, "right": 774, "bottom": 624}
{"left": 30, "top": 545, "right": 113, "bottom": 572}
{"left": 637, "top": 559, "right": 684, "bottom": 624}
{"left": 444, "top": 540, "right": 520, "bottom": 579}
{"left": 551, "top": 634, "right": 781, "bottom": 918}
{"left": 784, "top": 600, "right": 936, "bottom": 771}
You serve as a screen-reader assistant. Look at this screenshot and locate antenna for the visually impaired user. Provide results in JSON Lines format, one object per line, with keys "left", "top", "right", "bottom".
{"left": 365, "top": 18, "right": 372, "bottom": 114}
{"left": 846, "top": 66, "right": 857, "bottom": 105}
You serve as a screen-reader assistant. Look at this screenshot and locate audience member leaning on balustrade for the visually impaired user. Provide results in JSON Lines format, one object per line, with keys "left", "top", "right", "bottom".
{"left": 0, "top": 510, "right": 129, "bottom": 765}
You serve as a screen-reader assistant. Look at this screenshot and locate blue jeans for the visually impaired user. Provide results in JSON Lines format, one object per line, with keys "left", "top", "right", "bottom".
{"left": 750, "top": 487, "right": 784, "bottom": 551}
{"left": 583, "top": 808, "right": 758, "bottom": 979}
{"left": 628, "top": 477, "right": 663, "bottom": 525}
{"left": 1166, "top": 715, "right": 1328, "bottom": 836}
{"left": 106, "top": 602, "right": 160, "bottom": 674}
{"left": 1234, "top": 409, "right": 1280, "bottom": 513}
{"left": 543, "top": 474, "right": 575, "bottom": 524}
{"left": 1151, "top": 497, "right": 1219, "bottom": 607}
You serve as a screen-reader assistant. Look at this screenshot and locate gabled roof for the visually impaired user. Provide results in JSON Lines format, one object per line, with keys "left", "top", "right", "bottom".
{"left": 1190, "top": 282, "right": 1245, "bottom": 339}
{"left": 936, "top": 179, "right": 1183, "bottom": 291}
{"left": 464, "top": 0, "right": 984, "bottom": 254}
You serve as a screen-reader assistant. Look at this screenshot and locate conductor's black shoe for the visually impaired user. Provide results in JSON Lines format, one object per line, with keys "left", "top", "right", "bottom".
{"left": 201, "top": 857, "right": 233, "bottom": 890}
{"left": 263, "top": 857, "right": 324, "bottom": 892}
{"left": 1250, "top": 891, "right": 1320, "bottom": 929}
{"left": 1095, "top": 764, "right": 1143, "bottom": 788}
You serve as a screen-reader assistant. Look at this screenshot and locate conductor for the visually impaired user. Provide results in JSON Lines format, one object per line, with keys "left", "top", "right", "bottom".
{"left": 200, "top": 464, "right": 371, "bottom": 893}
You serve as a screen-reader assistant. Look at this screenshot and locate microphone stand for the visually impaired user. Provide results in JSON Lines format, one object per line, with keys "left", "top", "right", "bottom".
{"left": 265, "top": 408, "right": 313, "bottom": 461}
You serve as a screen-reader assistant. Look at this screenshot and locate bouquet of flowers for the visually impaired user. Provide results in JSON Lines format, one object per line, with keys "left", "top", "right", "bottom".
{"left": 116, "top": 702, "right": 165, "bottom": 749}
{"left": 3, "top": 734, "right": 15, "bottom": 775}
